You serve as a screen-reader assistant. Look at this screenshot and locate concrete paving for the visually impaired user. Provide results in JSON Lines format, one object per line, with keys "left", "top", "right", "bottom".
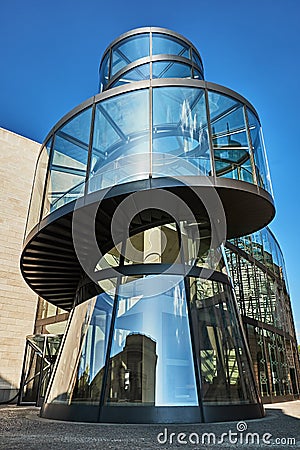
{"left": 0, "top": 401, "right": 299, "bottom": 449}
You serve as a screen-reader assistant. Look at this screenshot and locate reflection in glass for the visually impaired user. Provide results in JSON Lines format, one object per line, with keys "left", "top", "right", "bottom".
{"left": 43, "top": 108, "right": 91, "bottom": 217}
{"left": 152, "top": 87, "right": 211, "bottom": 176}
{"left": 192, "top": 49, "right": 203, "bottom": 73}
{"left": 105, "top": 275, "right": 198, "bottom": 406}
{"left": 208, "top": 92, "right": 253, "bottom": 183}
{"left": 111, "top": 34, "right": 150, "bottom": 77}
{"left": 89, "top": 89, "right": 150, "bottom": 192}
{"left": 247, "top": 108, "right": 272, "bottom": 193}
{"left": 46, "top": 287, "right": 114, "bottom": 405}
{"left": 26, "top": 140, "right": 51, "bottom": 235}
{"left": 246, "top": 325, "right": 270, "bottom": 397}
{"left": 111, "top": 64, "right": 150, "bottom": 87}
{"left": 99, "top": 51, "right": 110, "bottom": 92}
{"left": 152, "top": 33, "right": 190, "bottom": 59}
{"left": 189, "top": 279, "right": 257, "bottom": 405}
{"left": 180, "top": 221, "right": 226, "bottom": 273}
{"left": 123, "top": 223, "right": 181, "bottom": 266}
{"left": 152, "top": 61, "right": 192, "bottom": 79}
{"left": 94, "top": 220, "right": 226, "bottom": 274}
{"left": 193, "top": 68, "right": 203, "bottom": 79}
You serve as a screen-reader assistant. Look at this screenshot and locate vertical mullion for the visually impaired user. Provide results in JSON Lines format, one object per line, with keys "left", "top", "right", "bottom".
{"left": 84, "top": 102, "right": 96, "bottom": 196}
{"left": 176, "top": 222, "right": 204, "bottom": 422}
{"left": 149, "top": 30, "right": 153, "bottom": 79}
{"left": 204, "top": 88, "right": 216, "bottom": 179}
{"left": 149, "top": 86, "right": 153, "bottom": 178}
{"left": 98, "top": 239, "right": 126, "bottom": 421}
{"left": 149, "top": 30, "right": 153, "bottom": 178}
{"left": 108, "top": 47, "right": 113, "bottom": 83}
{"left": 23, "top": 147, "right": 43, "bottom": 241}
{"left": 244, "top": 105, "right": 258, "bottom": 186}
{"left": 41, "top": 307, "right": 75, "bottom": 410}
{"left": 39, "top": 135, "right": 55, "bottom": 223}
{"left": 17, "top": 340, "right": 29, "bottom": 405}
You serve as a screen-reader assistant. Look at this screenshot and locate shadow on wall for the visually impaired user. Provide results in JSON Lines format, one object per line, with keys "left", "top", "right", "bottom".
{"left": 0, "top": 375, "right": 18, "bottom": 404}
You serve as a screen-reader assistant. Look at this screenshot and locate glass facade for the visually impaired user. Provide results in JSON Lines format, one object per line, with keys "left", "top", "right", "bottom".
{"left": 99, "top": 29, "right": 204, "bottom": 91}
{"left": 46, "top": 288, "right": 115, "bottom": 405}
{"left": 45, "top": 265, "right": 259, "bottom": 418}
{"left": 41, "top": 216, "right": 263, "bottom": 421}
{"left": 21, "top": 27, "right": 299, "bottom": 424}
{"left": 226, "top": 228, "right": 300, "bottom": 400}
{"left": 42, "top": 108, "right": 91, "bottom": 217}
{"left": 25, "top": 84, "right": 273, "bottom": 237}
{"left": 104, "top": 275, "right": 197, "bottom": 407}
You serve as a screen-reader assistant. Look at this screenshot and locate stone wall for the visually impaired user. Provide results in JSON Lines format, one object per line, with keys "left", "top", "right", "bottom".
{"left": 0, "top": 128, "right": 40, "bottom": 401}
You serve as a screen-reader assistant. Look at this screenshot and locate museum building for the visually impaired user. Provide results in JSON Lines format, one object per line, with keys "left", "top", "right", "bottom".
{"left": 14, "top": 27, "right": 300, "bottom": 423}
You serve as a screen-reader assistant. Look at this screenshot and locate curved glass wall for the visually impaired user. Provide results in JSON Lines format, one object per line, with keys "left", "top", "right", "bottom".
{"left": 110, "top": 60, "right": 201, "bottom": 88}
{"left": 226, "top": 227, "right": 300, "bottom": 401}
{"left": 42, "top": 108, "right": 92, "bottom": 218}
{"left": 99, "top": 29, "right": 204, "bottom": 91}
{"left": 26, "top": 83, "right": 272, "bottom": 238}
{"left": 152, "top": 87, "right": 211, "bottom": 176}
{"left": 229, "top": 227, "right": 287, "bottom": 286}
{"left": 188, "top": 277, "right": 257, "bottom": 405}
{"left": 208, "top": 91, "right": 253, "bottom": 183}
{"left": 110, "top": 63, "right": 150, "bottom": 88}
{"left": 247, "top": 108, "right": 272, "bottom": 194}
{"left": 44, "top": 272, "right": 259, "bottom": 418}
{"left": 95, "top": 222, "right": 226, "bottom": 275}
{"left": 46, "top": 285, "right": 115, "bottom": 405}
{"left": 110, "top": 33, "right": 150, "bottom": 78}
{"left": 42, "top": 217, "right": 261, "bottom": 420}
{"left": 89, "top": 89, "right": 150, "bottom": 192}
{"left": 25, "top": 139, "right": 51, "bottom": 236}
{"left": 104, "top": 275, "right": 198, "bottom": 407}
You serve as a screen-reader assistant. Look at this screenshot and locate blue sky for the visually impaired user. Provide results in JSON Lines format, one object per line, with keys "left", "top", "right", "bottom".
{"left": 1, "top": 0, "right": 299, "bottom": 338}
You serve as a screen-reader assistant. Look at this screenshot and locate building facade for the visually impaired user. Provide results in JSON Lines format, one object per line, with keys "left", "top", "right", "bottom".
{"left": 0, "top": 128, "right": 40, "bottom": 402}
{"left": 226, "top": 229, "right": 300, "bottom": 402}
{"left": 18, "top": 27, "right": 299, "bottom": 422}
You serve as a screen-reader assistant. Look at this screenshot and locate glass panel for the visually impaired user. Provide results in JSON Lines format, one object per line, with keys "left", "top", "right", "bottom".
{"left": 123, "top": 223, "right": 181, "bottom": 265}
{"left": 192, "top": 49, "right": 203, "bottom": 71}
{"left": 261, "top": 228, "right": 273, "bottom": 271}
{"left": 104, "top": 275, "right": 198, "bottom": 406}
{"left": 99, "top": 51, "right": 110, "bottom": 92}
{"left": 89, "top": 89, "right": 150, "bottom": 192}
{"left": 25, "top": 140, "right": 51, "bottom": 235}
{"left": 180, "top": 222, "right": 226, "bottom": 272}
{"left": 95, "top": 246, "right": 121, "bottom": 271}
{"left": 208, "top": 92, "right": 254, "bottom": 183}
{"left": 193, "top": 68, "right": 203, "bottom": 80}
{"left": 152, "top": 61, "right": 192, "bottom": 79}
{"left": 111, "top": 63, "right": 150, "bottom": 87}
{"left": 246, "top": 325, "right": 270, "bottom": 397}
{"left": 189, "top": 278, "right": 258, "bottom": 405}
{"left": 152, "top": 33, "right": 190, "bottom": 59}
{"left": 251, "top": 230, "right": 264, "bottom": 263}
{"left": 43, "top": 108, "right": 91, "bottom": 217}
{"left": 111, "top": 34, "right": 149, "bottom": 77}
{"left": 247, "top": 108, "right": 272, "bottom": 193}
{"left": 46, "top": 286, "right": 115, "bottom": 405}
{"left": 152, "top": 87, "right": 211, "bottom": 177}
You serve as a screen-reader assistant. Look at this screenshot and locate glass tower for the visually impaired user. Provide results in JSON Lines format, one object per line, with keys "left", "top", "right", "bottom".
{"left": 21, "top": 27, "right": 288, "bottom": 423}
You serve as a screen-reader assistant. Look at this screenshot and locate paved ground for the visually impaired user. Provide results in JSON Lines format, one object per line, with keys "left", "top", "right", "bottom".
{"left": 0, "top": 401, "right": 299, "bottom": 450}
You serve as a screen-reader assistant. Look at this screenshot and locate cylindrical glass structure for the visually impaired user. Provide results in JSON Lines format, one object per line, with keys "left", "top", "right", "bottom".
{"left": 25, "top": 82, "right": 273, "bottom": 239}
{"left": 21, "top": 27, "right": 280, "bottom": 423}
{"left": 42, "top": 222, "right": 262, "bottom": 422}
